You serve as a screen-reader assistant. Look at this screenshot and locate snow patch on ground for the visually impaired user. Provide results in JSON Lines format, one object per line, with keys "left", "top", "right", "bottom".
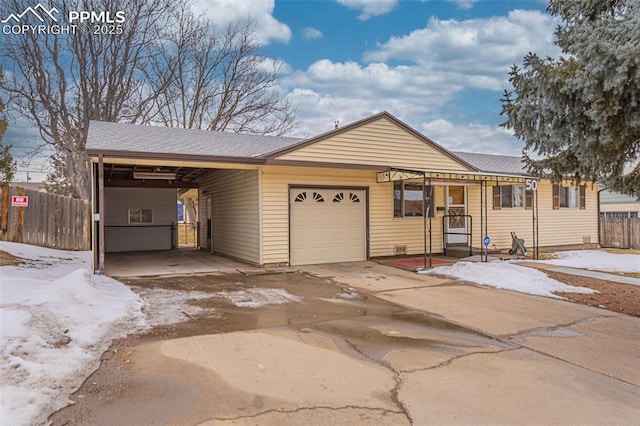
{"left": 419, "top": 261, "right": 596, "bottom": 299}
{"left": 131, "top": 287, "right": 216, "bottom": 327}
{"left": 532, "top": 250, "right": 640, "bottom": 273}
{"left": 0, "top": 242, "right": 308, "bottom": 425}
{"left": 211, "top": 288, "right": 302, "bottom": 307}
{"left": 0, "top": 242, "right": 144, "bottom": 426}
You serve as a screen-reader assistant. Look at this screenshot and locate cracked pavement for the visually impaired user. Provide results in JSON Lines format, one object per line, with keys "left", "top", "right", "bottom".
{"left": 50, "top": 262, "right": 640, "bottom": 425}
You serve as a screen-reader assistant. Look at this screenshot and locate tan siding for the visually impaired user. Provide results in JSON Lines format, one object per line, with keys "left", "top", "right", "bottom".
{"left": 468, "top": 184, "right": 535, "bottom": 250}
{"left": 199, "top": 169, "right": 260, "bottom": 264}
{"left": 275, "top": 117, "right": 471, "bottom": 171}
{"left": 537, "top": 181, "right": 599, "bottom": 247}
{"left": 473, "top": 181, "right": 599, "bottom": 250}
{"left": 260, "top": 166, "right": 445, "bottom": 264}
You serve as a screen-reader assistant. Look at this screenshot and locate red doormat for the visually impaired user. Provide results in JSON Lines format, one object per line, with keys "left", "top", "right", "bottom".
{"left": 381, "top": 257, "right": 456, "bottom": 269}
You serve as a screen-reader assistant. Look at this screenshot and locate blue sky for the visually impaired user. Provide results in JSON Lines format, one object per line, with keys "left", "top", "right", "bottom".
{"left": 194, "top": 0, "right": 559, "bottom": 149}
{"left": 6, "top": 0, "right": 561, "bottom": 181}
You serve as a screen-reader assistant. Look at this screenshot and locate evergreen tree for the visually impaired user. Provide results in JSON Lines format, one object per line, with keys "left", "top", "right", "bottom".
{"left": 501, "top": 0, "right": 639, "bottom": 197}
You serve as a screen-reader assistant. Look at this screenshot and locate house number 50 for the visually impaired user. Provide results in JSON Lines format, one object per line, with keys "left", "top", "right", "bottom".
{"left": 525, "top": 179, "right": 538, "bottom": 191}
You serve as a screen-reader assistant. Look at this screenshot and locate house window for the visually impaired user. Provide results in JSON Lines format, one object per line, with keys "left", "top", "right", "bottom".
{"left": 128, "top": 208, "right": 153, "bottom": 224}
{"left": 394, "top": 181, "right": 434, "bottom": 217}
{"left": 553, "top": 184, "right": 586, "bottom": 209}
{"left": 525, "top": 189, "right": 534, "bottom": 210}
{"left": 493, "top": 185, "right": 526, "bottom": 209}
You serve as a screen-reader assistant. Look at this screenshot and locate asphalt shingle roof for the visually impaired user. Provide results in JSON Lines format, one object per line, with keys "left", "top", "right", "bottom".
{"left": 86, "top": 121, "right": 304, "bottom": 158}
{"left": 86, "top": 121, "right": 532, "bottom": 177}
{"left": 452, "top": 151, "right": 529, "bottom": 176}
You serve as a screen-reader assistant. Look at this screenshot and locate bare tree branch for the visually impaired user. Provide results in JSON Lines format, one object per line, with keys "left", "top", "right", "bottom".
{"left": 1, "top": 0, "right": 296, "bottom": 198}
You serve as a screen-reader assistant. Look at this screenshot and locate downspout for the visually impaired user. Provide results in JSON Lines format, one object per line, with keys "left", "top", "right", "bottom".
{"left": 91, "top": 161, "right": 97, "bottom": 273}
{"left": 98, "top": 154, "right": 105, "bottom": 274}
{"left": 429, "top": 177, "right": 432, "bottom": 268}
{"left": 423, "top": 174, "right": 427, "bottom": 269}
{"left": 480, "top": 180, "right": 484, "bottom": 262}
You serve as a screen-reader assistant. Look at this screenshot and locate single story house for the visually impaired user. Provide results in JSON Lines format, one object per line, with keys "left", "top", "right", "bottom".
{"left": 86, "top": 112, "right": 598, "bottom": 273}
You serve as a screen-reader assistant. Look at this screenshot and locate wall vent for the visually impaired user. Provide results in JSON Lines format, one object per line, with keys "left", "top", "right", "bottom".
{"left": 394, "top": 245, "right": 408, "bottom": 255}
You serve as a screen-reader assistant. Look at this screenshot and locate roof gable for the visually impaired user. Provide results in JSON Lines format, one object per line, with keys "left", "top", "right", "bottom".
{"left": 269, "top": 112, "right": 475, "bottom": 172}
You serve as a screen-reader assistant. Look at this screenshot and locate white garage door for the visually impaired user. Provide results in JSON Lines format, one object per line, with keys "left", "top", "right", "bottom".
{"left": 290, "top": 188, "right": 366, "bottom": 265}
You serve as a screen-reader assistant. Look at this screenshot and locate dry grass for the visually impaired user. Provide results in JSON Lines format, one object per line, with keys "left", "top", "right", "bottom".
{"left": 549, "top": 270, "right": 640, "bottom": 317}
{"left": 0, "top": 250, "right": 21, "bottom": 267}
{"left": 526, "top": 252, "right": 556, "bottom": 261}
{"left": 605, "top": 248, "right": 640, "bottom": 255}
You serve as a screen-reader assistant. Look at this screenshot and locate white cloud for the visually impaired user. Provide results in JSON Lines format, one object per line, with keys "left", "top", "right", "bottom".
{"left": 334, "top": 0, "right": 398, "bottom": 20}
{"left": 447, "top": 0, "right": 479, "bottom": 10}
{"left": 302, "top": 27, "right": 323, "bottom": 40}
{"left": 281, "top": 59, "right": 467, "bottom": 138}
{"left": 191, "top": 0, "right": 291, "bottom": 45}
{"left": 419, "top": 119, "right": 522, "bottom": 156}
{"left": 285, "top": 59, "right": 462, "bottom": 103}
{"left": 363, "top": 9, "right": 561, "bottom": 90}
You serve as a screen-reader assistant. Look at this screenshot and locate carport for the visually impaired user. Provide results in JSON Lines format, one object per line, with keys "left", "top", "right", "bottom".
{"left": 86, "top": 119, "right": 302, "bottom": 274}
{"left": 91, "top": 155, "right": 207, "bottom": 273}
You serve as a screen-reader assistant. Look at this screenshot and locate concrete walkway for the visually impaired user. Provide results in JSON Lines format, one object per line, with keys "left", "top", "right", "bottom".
{"left": 523, "top": 262, "right": 640, "bottom": 286}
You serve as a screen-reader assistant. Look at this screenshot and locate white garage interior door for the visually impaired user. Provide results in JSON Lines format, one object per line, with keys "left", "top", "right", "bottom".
{"left": 290, "top": 188, "right": 366, "bottom": 265}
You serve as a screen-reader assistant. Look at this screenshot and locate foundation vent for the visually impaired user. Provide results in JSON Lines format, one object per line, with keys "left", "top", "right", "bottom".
{"left": 394, "top": 245, "right": 408, "bottom": 255}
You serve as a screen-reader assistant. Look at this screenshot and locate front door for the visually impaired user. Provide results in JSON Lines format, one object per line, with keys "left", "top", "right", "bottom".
{"left": 446, "top": 185, "right": 467, "bottom": 244}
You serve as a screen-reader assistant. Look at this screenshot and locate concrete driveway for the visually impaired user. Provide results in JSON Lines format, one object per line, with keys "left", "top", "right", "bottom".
{"left": 51, "top": 262, "right": 639, "bottom": 425}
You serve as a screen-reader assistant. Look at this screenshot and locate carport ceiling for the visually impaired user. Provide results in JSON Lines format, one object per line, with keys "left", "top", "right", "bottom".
{"left": 103, "top": 163, "right": 206, "bottom": 188}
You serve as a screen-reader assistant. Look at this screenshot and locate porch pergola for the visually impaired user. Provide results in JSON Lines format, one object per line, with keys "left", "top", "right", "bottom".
{"left": 376, "top": 167, "right": 540, "bottom": 268}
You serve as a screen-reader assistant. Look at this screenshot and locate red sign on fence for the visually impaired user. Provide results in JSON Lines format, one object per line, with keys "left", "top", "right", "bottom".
{"left": 11, "top": 196, "right": 28, "bottom": 207}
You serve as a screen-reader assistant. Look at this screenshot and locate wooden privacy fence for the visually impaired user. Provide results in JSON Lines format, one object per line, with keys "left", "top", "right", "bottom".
{"left": 599, "top": 217, "right": 640, "bottom": 250}
{"left": 0, "top": 185, "right": 91, "bottom": 251}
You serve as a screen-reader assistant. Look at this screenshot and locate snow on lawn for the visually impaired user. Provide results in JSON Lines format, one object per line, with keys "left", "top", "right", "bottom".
{"left": 0, "top": 242, "right": 144, "bottom": 425}
{"left": 532, "top": 250, "right": 640, "bottom": 273}
{"left": 0, "top": 241, "right": 305, "bottom": 425}
{"left": 419, "top": 261, "right": 596, "bottom": 299}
